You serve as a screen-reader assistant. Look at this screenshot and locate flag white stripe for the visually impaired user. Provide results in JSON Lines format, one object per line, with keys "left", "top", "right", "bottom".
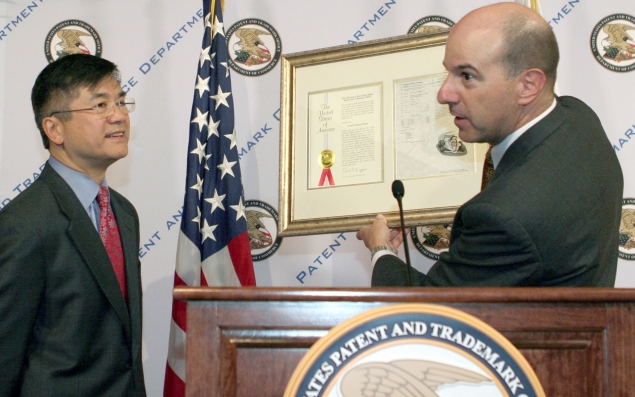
{"left": 175, "top": 232, "right": 201, "bottom": 287}
{"left": 201, "top": 245, "right": 241, "bottom": 287}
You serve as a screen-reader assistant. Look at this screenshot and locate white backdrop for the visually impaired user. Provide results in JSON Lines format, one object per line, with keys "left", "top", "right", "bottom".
{"left": 1, "top": 1, "right": 634, "bottom": 395}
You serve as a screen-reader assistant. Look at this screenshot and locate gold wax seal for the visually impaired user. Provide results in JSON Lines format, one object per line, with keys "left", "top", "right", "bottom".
{"left": 318, "top": 150, "right": 335, "bottom": 169}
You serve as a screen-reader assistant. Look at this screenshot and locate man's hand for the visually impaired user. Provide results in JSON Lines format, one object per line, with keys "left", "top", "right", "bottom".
{"left": 356, "top": 214, "right": 404, "bottom": 253}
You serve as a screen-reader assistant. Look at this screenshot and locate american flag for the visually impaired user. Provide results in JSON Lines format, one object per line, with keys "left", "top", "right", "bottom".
{"left": 163, "top": 1, "right": 256, "bottom": 395}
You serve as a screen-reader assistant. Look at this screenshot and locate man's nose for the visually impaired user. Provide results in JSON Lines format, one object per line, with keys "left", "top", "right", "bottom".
{"left": 107, "top": 104, "right": 128, "bottom": 122}
{"left": 437, "top": 77, "right": 455, "bottom": 105}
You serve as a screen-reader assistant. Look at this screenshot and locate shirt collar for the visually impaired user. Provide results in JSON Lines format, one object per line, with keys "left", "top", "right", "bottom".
{"left": 48, "top": 156, "right": 107, "bottom": 210}
{"left": 491, "top": 98, "right": 557, "bottom": 169}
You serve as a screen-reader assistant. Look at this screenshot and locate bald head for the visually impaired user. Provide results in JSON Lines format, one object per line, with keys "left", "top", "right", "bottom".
{"left": 452, "top": 2, "right": 559, "bottom": 89}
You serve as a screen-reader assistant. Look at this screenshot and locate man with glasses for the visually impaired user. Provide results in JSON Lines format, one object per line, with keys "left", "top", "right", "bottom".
{"left": 0, "top": 54, "right": 146, "bottom": 396}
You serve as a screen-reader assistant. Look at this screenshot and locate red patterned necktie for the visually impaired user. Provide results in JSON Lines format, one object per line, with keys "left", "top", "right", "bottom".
{"left": 97, "top": 186, "right": 127, "bottom": 300}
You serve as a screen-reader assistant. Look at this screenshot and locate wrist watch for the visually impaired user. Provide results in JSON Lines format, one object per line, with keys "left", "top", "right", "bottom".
{"left": 370, "top": 245, "right": 396, "bottom": 257}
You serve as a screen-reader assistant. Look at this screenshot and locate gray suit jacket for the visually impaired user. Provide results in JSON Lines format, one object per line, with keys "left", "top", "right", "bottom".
{"left": 373, "top": 96, "right": 623, "bottom": 287}
{"left": 0, "top": 164, "right": 146, "bottom": 396}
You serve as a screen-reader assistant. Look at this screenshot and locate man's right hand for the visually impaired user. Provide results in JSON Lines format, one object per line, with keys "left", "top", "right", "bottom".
{"left": 356, "top": 214, "right": 404, "bottom": 254}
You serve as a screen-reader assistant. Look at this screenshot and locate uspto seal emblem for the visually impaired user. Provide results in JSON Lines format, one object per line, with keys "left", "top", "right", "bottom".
{"left": 618, "top": 198, "right": 635, "bottom": 260}
{"left": 245, "top": 200, "right": 282, "bottom": 261}
{"left": 284, "top": 304, "right": 545, "bottom": 397}
{"left": 45, "top": 20, "right": 102, "bottom": 63}
{"left": 408, "top": 15, "right": 455, "bottom": 35}
{"left": 411, "top": 225, "right": 451, "bottom": 260}
{"left": 226, "top": 19, "right": 281, "bottom": 77}
{"left": 590, "top": 14, "right": 635, "bottom": 73}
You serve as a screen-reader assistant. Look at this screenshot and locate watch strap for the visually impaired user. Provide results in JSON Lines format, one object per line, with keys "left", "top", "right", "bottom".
{"left": 370, "top": 245, "right": 396, "bottom": 257}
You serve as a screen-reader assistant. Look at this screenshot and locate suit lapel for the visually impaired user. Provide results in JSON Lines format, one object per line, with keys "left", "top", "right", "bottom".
{"left": 491, "top": 97, "right": 567, "bottom": 184}
{"left": 41, "top": 165, "right": 132, "bottom": 339}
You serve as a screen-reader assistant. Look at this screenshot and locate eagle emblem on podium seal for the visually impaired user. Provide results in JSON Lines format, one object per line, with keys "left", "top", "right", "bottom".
{"left": 284, "top": 304, "right": 545, "bottom": 397}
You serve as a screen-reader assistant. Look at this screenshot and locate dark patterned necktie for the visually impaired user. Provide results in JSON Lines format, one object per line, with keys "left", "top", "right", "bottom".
{"left": 481, "top": 145, "right": 494, "bottom": 190}
{"left": 97, "top": 186, "right": 127, "bottom": 300}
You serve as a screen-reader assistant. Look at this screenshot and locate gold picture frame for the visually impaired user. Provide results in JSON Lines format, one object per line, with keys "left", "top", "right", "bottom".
{"left": 279, "top": 31, "right": 488, "bottom": 236}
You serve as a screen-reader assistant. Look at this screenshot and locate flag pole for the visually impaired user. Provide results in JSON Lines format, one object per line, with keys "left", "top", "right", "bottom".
{"left": 210, "top": 0, "right": 216, "bottom": 43}
{"left": 530, "top": 0, "right": 539, "bottom": 12}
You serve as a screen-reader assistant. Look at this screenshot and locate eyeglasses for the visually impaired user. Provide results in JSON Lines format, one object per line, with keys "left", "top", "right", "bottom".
{"left": 49, "top": 98, "right": 136, "bottom": 118}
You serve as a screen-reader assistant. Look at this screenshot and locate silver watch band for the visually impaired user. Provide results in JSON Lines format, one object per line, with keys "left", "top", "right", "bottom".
{"left": 370, "top": 245, "right": 396, "bottom": 257}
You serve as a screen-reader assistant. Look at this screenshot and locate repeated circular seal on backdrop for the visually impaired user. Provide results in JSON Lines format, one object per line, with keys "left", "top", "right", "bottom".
{"left": 408, "top": 15, "right": 455, "bottom": 35}
{"left": 45, "top": 20, "right": 102, "bottom": 63}
{"left": 284, "top": 304, "right": 545, "bottom": 397}
{"left": 245, "top": 200, "right": 282, "bottom": 261}
{"left": 225, "top": 18, "right": 282, "bottom": 76}
{"left": 411, "top": 225, "right": 452, "bottom": 260}
{"left": 619, "top": 198, "right": 635, "bottom": 260}
{"left": 590, "top": 14, "right": 635, "bottom": 73}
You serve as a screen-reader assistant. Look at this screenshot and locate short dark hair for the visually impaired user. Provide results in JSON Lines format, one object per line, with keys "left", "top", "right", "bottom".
{"left": 31, "top": 54, "right": 121, "bottom": 149}
{"left": 498, "top": 13, "right": 559, "bottom": 87}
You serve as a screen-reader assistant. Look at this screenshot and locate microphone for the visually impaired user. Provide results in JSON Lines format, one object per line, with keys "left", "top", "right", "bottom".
{"left": 391, "top": 180, "right": 413, "bottom": 287}
{"left": 392, "top": 179, "right": 404, "bottom": 200}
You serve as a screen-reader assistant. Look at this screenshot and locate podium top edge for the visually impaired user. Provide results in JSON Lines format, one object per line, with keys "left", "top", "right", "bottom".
{"left": 173, "top": 286, "right": 635, "bottom": 304}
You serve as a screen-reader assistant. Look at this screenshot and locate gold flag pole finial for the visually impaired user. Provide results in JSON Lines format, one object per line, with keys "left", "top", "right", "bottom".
{"left": 530, "top": 0, "right": 539, "bottom": 12}
{"left": 209, "top": 0, "right": 225, "bottom": 41}
{"left": 210, "top": 0, "right": 216, "bottom": 43}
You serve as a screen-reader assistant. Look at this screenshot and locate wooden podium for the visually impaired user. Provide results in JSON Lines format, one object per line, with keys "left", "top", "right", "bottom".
{"left": 173, "top": 287, "right": 635, "bottom": 397}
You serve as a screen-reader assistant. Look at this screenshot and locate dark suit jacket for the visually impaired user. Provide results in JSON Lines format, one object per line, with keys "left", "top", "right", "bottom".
{"left": 0, "top": 164, "right": 146, "bottom": 396}
{"left": 373, "top": 96, "right": 623, "bottom": 287}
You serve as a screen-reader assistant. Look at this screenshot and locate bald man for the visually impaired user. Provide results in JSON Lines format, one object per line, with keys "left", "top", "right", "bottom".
{"left": 357, "top": 2, "right": 623, "bottom": 287}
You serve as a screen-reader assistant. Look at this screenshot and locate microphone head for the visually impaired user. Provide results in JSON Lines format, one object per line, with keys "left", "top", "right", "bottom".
{"left": 392, "top": 179, "right": 405, "bottom": 199}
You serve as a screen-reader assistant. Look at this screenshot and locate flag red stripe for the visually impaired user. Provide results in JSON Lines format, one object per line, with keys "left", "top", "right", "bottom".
{"left": 200, "top": 268, "right": 208, "bottom": 287}
{"left": 163, "top": 362, "right": 186, "bottom": 397}
{"left": 228, "top": 232, "right": 256, "bottom": 286}
{"left": 171, "top": 272, "right": 188, "bottom": 331}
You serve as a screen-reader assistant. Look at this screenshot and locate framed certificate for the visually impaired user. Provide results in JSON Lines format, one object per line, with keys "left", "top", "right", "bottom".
{"left": 279, "top": 31, "right": 488, "bottom": 236}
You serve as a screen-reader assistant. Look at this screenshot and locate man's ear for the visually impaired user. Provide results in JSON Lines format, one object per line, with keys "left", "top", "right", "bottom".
{"left": 42, "top": 116, "right": 64, "bottom": 146}
{"left": 518, "top": 68, "right": 547, "bottom": 106}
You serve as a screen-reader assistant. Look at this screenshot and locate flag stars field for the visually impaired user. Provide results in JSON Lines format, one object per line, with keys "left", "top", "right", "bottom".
{"left": 225, "top": 129, "right": 238, "bottom": 149}
{"left": 217, "top": 155, "right": 236, "bottom": 179}
{"left": 203, "top": 153, "right": 212, "bottom": 171}
{"left": 199, "top": 46, "right": 212, "bottom": 68}
{"left": 212, "top": 16, "right": 224, "bottom": 38}
{"left": 191, "top": 207, "right": 201, "bottom": 227}
{"left": 191, "top": 108, "right": 208, "bottom": 132}
{"left": 189, "top": 138, "right": 206, "bottom": 163}
{"left": 230, "top": 198, "right": 247, "bottom": 221}
{"left": 220, "top": 61, "right": 229, "bottom": 78}
{"left": 190, "top": 174, "right": 203, "bottom": 199}
{"left": 208, "top": 117, "right": 220, "bottom": 138}
{"left": 200, "top": 219, "right": 217, "bottom": 243}
{"left": 194, "top": 75, "right": 210, "bottom": 97}
{"left": 211, "top": 85, "right": 231, "bottom": 109}
{"left": 205, "top": 189, "right": 226, "bottom": 213}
